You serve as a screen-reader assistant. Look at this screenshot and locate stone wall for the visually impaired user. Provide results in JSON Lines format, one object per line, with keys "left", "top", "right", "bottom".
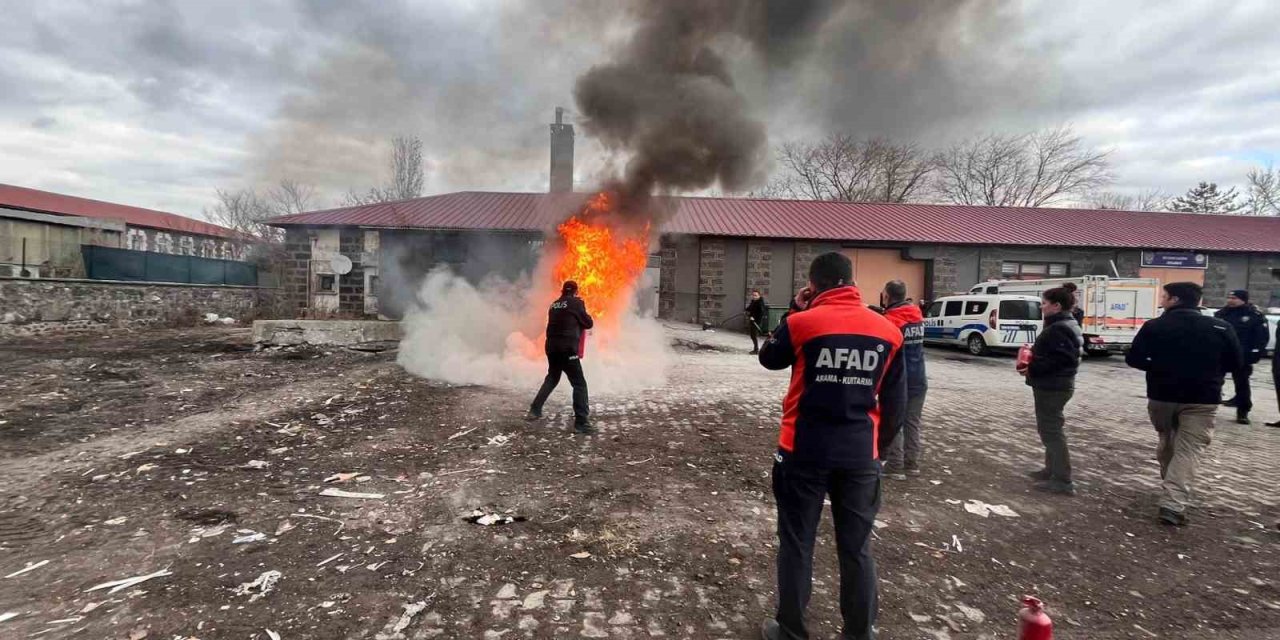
{"left": 658, "top": 235, "right": 677, "bottom": 319}
{"left": 1245, "top": 253, "right": 1280, "bottom": 308}
{"left": 697, "top": 237, "right": 726, "bottom": 325}
{"left": 746, "top": 241, "right": 772, "bottom": 296}
{"left": 0, "top": 277, "right": 267, "bottom": 337}
{"left": 792, "top": 242, "right": 840, "bottom": 293}
{"left": 337, "top": 228, "right": 366, "bottom": 313}
{"left": 282, "top": 227, "right": 310, "bottom": 315}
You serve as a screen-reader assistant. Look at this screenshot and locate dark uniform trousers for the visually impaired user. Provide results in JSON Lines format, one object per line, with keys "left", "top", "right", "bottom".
{"left": 1230, "top": 364, "right": 1254, "bottom": 413}
{"left": 773, "top": 459, "right": 881, "bottom": 640}
{"left": 530, "top": 352, "right": 589, "bottom": 424}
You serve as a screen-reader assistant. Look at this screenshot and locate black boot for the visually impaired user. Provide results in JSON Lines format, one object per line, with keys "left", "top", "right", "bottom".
{"left": 1236, "top": 410, "right": 1250, "bottom": 425}
{"left": 1222, "top": 397, "right": 1239, "bottom": 407}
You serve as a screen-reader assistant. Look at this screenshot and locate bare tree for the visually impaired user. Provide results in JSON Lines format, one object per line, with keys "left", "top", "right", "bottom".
{"left": 1245, "top": 165, "right": 1280, "bottom": 216}
{"left": 1088, "top": 188, "right": 1170, "bottom": 212}
{"left": 771, "top": 134, "right": 935, "bottom": 203}
{"left": 933, "top": 126, "right": 1114, "bottom": 207}
{"left": 268, "top": 178, "right": 315, "bottom": 215}
{"left": 343, "top": 135, "right": 426, "bottom": 205}
{"left": 206, "top": 178, "right": 318, "bottom": 242}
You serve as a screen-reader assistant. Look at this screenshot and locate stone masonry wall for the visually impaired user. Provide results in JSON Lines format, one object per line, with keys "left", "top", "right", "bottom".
{"left": 745, "top": 241, "right": 771, "bottom": 298}
{"left": 1245, "top": 253, "right": 1280, "bottom": 308}
{"left": 0, "top": 277, "right": 263, "bottom": 337}
{"left": 697, "top": 237, "right": 726, "bottom": 325}
{"left": 792, "top": 242, "right": 840, "bottom": 294}
{"left": 338, "top": 228, "right": 366, "bottom": 314}
{"left": 282, "top": 227, "right": 310, "bottom": 315}
{"left": 658, "top": 235, "right": 677, "bottom": 319}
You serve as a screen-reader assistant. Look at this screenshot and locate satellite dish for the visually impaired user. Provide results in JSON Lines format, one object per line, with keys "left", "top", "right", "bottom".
{"left": 330, "top": 254, "right": 353, "bottom": 275}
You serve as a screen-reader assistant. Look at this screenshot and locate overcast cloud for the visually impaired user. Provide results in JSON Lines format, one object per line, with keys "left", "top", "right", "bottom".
{"left": 0, "top": 0, "right": 1277, "bottom": 219}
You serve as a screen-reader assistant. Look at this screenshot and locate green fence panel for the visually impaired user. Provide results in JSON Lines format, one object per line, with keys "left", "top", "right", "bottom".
{"left": 81, "top": 245, "right": 256, "bottom": 286}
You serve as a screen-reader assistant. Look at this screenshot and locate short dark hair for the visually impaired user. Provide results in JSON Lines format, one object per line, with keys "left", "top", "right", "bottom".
{"left": 808, "top": 252, "right": 853, "bottom": 292}
{"left": 562, "top": 280, "right": 578, "bottom": 295}
{"left": 1042, "top": 287, "right": 1075, "bottom": 309}
{"left": 884, "top": 280, "right": 907, "bottom": 304}
{"left": 1164, "top": 282, "right": 1202, "bottom": 306}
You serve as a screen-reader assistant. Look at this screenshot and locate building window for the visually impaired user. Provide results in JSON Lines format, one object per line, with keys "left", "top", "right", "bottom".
{"left": 1001, "top": 261, "right": 1069, "bottom": 280}
{"left": 155, "top": 233, "right": 174, "bottom": 254}
{"left": 318, "top": 274, "right": 337, "bottom": 293}
{"left": 179, "top": 236, "right": 195, "bottom": 256}
{"left": 199, "top": 239, "right": 216, "bottom": 258}
{"left": 218, "top": 241, "right": 232, "bottom": 259}
{"left": 127, "top": 229, "right": 148, "bottom": 251}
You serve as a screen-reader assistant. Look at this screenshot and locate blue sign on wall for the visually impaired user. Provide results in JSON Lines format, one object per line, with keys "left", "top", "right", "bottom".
{"left": 1140, "top": 251, "right": 1208, "bottom": 269}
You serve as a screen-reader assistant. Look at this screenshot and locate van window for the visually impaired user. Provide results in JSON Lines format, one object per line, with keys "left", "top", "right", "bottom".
{"left": 986, "top": 286, "right": 998, "bottom": 294}
{"left": 926, "top": 302, "right": 943, "bottom": 318}
{"left": 965, "top": 301, "right": 989, "bottom": 315}
{"left": 944, "top": 301, "right": 963, "bottom": 317}
{"left": 999, "top": 300, "right": 1042, "bottom": 321}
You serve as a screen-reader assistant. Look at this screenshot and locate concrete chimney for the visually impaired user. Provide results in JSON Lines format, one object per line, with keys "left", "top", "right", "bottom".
{"left": 549, "top": 107, "right": 574, "bottom": 193}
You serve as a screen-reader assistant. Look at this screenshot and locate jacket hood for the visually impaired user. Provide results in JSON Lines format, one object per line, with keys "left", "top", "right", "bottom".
{"left": 883, "top": 302, "right": 924, "bottom": 327}
{"left": 807, "top": 285, "right": 863, "bottom": 310}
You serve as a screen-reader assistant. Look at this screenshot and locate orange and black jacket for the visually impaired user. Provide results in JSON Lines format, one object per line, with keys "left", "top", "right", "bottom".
{"left": 759, "top": 286, "right": 907, "bottom": 468}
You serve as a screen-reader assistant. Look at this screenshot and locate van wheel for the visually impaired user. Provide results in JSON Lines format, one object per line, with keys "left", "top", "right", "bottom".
{"left": 966, "top": 334, "right": 989, "bottom": 356}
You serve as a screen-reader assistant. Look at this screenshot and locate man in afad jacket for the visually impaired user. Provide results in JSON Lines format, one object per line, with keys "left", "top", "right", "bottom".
{"left": 1126, "top": 282, "right": 1243, "bottom": 526}
{"left": 1216, "top": 289, "right": 1271, "bottom": 424}
{"left": 526, "top": 281, "right": 595, "bottom": 434}
{"left": 758, "top": 252, "right": 906, "bottom": 640}
{"left": 878, "top": 280, "right": 928, "bottom": 479}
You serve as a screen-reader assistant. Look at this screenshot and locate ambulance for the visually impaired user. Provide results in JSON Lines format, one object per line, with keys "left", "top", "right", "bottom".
{"left": 968, "top": 275, "right": 1160, "bottom": 355}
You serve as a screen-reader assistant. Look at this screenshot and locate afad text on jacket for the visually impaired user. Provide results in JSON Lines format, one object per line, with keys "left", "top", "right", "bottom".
{"left": 760, "top": 286, "right": 907, "bottom": 468}
{"left": 882, "top": 301, "right": 927, "bottom": 395}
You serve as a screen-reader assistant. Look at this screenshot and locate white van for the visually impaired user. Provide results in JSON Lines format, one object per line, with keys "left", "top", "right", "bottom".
{"left": 968, "top": 276, "right": 1159, "bottom": 355}
{"left": 923, "top": 294, "right": 1042, "bottom": 355}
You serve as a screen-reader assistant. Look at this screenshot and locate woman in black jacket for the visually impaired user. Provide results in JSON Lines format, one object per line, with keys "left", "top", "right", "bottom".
{"left": 1018, "top": 287, "right": 1084, "bottom": 495}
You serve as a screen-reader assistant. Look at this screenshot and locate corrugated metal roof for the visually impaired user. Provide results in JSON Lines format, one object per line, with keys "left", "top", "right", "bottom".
{"left": 0, "top": 183, "right": 243, "bottom": 240}
{"left": 267, "top": 191, "right": 1280, "bottom": 253}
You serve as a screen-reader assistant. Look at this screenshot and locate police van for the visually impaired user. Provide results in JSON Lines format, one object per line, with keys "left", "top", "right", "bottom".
{"left": 923, "top": 294, "right": 1042, "bottom": 356}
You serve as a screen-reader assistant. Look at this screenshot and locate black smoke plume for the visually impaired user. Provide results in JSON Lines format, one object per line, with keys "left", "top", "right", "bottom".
{"left": 573, "top": 1, "right": 841, "bottom": 218}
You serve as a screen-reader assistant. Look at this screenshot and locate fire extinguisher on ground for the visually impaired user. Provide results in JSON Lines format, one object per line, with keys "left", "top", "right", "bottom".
{"left": 1019, "top": 596, "right": 1053, "bottom": 640}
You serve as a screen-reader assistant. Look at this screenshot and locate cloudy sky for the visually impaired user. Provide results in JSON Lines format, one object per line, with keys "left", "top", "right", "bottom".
{"left": 1, "top": 0, "right": 1277, "bottom": 220}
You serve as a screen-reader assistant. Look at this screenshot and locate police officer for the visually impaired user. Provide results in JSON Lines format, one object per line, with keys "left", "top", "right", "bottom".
{"left": 526, "top": 281, "right": 595, "bottom": 434}
{"left": 879, "top": 280, "right": 928, "bottom": 479}
{"left": 1216, "top": 289, "right": 1270, "bottom": 424}
{"left": 758, "top": 252, "right": 906, "bottom": 640}
{"left": 1127, "top": 282, "right": 1243, "bottom": 526}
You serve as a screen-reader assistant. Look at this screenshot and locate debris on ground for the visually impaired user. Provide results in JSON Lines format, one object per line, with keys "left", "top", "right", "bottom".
{"left": 232, "top": 530, "right": 268, "bottom": 544}
{"left": 234, "top": 570, "right": 282, "bottom": 602}
{"left": 84, "top": 568, "right": 173, "bottom": 594}
{"left": 464, "top": 509, "right": 526, "bottom": 526}
{"left": 376, "top": 600, "right": 428, "bottom": 640}
{"left": 0, "top": 612, "right": 18, "bottom": 623}
{"left": 961, "top": 500, "right": 1020, "bottom": 518}
{"left": 4, "top": 560, "right": 50, "bottom": 579}
{"left": 319, "top": 488, "right": 385, "bottom": 500}
{"left": 323, "top": 472, "right": 361, "bottom": 484}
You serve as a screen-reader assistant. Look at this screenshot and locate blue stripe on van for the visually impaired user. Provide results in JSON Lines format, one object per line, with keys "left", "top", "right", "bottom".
{"left": 924, "top": 323, "right": 990, "bottom": 340}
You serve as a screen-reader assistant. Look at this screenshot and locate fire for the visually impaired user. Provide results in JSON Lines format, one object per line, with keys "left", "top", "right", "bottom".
{"left": 551, "top": 192, "right": 650, "bottom": 329}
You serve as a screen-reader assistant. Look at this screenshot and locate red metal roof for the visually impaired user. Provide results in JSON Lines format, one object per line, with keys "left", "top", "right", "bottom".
{"left": 267, "top": 191, "right": 1280, "bottom": 253}
{"left": 0, "top": 183, "right": 242, "bottom": 240}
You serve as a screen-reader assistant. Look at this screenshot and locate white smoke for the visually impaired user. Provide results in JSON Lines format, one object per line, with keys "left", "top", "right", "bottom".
{"left": 397, "top": 267, "right": 669, "bottom": 395}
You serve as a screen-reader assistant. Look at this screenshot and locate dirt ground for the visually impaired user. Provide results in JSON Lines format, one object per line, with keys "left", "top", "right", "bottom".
{"left": 1, "top": 325, "right": 1279, "bottom": 639}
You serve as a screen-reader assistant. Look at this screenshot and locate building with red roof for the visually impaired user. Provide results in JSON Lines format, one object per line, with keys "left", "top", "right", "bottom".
{"left": 1, "top": 183, "right": 253, "bottom": 278}
{"left": 267, "top": 190, "right": 1280, "bottom": 323}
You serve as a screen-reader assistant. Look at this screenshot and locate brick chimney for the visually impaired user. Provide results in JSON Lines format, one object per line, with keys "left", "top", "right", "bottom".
{"left": 549, "top": 107, "right": 574, "bottom": 193}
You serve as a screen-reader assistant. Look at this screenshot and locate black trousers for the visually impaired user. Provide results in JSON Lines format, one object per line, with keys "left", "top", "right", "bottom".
{"left": 749, "top": 319, "right": 762, "bottom": 351}
{"left": 1230, "top": 364, "right": 1254, "bottom": 413}
{"left": 773, "top": 460, "right": 881, "bottom": 640}
{"left": 530, "top": 351, "right": 589, "bottom": 424}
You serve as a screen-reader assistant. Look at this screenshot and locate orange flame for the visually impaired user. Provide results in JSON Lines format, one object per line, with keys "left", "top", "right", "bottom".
{"left": 551, "top": 192, "right": 650, "bottom": 330}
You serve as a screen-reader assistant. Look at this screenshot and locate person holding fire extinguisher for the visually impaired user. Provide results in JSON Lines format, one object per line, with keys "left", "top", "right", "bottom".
{"left": 1017, "top": 287, "right": 1083, "bottom": 496}
{"left": 526, "top": 280, "right": 595, "bottom": 434}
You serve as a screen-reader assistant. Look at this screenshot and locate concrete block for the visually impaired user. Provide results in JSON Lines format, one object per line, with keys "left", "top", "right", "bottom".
{"left": 251, "top": 319, "right": 402, "bottom": 346}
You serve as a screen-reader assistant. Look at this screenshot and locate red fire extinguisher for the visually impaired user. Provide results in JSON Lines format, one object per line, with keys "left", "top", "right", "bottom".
{"left": 1018, "top": 596, "right": 1053, "bottom": 640}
